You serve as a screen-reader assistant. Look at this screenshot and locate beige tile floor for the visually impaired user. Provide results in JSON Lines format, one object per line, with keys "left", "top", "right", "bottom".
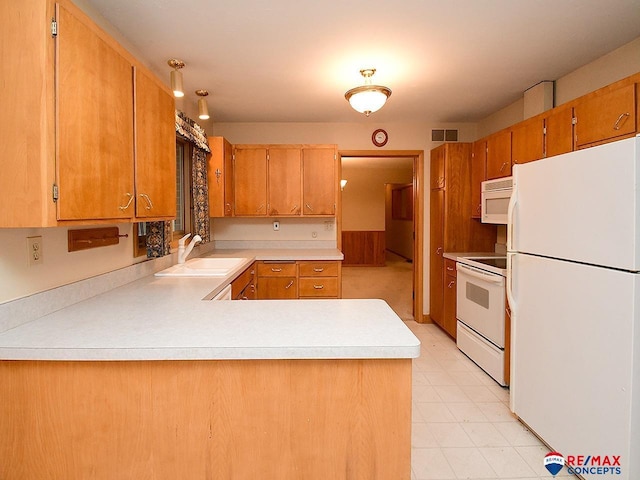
{"left": 342, "top": 252, "right": 577, "bottom": 480}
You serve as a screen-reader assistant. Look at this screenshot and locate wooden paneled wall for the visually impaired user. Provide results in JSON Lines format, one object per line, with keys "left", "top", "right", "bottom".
{"left": 342, "top": 231, "right": 386, "bottom": 266}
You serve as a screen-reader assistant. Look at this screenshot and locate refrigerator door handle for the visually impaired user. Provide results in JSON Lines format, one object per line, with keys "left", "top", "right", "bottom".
{"left": 507, "top": 181, "right": 518, "bottom": 251}
{"left": 506, "top": 252, "right": 516, "bottom": 311}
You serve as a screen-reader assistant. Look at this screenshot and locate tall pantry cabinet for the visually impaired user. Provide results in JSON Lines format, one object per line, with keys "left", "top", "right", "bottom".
{"left": 429, "top": 143, "right": 496, "bottom": 338}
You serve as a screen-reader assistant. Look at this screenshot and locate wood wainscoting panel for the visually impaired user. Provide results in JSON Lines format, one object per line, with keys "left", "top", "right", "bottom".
{"left": 0, "top": 358, "right": 412, "bottom": 480}
{"left": 342, "top": 231, "right": 386, "bottom": 266}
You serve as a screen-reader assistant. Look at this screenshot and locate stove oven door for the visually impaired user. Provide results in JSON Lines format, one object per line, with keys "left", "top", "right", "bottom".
{"left": 456, "top": 262, "right": 505, "bottom": 348}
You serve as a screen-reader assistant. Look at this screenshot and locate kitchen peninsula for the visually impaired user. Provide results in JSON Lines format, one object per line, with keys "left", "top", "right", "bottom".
{"left": 0, "top": 266, "right": 420, "bottom": 479}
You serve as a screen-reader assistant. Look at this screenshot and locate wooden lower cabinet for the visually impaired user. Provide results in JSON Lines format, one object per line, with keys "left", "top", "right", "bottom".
{"left": 442, "top": 259, "right": 458, "bottom": 339}
{"left": 231, "top": 262, "right": 256, "bottom": 300}
{"left": 0, "top": 358, "right": 412, "bottom": 479}
{"left": 257, "top": 262, "right": 298, "bottom": 299}
{"left": 257, "top": 261, "right": 342, "bottom": 299}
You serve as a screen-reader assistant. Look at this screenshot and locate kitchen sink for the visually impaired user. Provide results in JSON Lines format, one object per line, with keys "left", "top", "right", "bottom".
{"left": 155, "top": 257, "right": 249, "bottom": 277}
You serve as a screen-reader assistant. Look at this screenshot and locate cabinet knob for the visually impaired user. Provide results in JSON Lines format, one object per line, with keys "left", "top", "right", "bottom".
{"left": 613, "top": 112, "right": 630, "bottom": 130}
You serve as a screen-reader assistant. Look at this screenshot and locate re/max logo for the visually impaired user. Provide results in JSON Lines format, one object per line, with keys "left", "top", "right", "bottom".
{"left": 566, "top": 456, "right": 621, "bottom": 467}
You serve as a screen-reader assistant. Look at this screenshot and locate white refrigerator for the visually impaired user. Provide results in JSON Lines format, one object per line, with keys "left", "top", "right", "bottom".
{"left": 507, "top": 136, "right": 640, "bottom": 480}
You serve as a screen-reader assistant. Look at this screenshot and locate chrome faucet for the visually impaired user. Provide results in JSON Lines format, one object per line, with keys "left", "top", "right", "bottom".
{"left": 177, "top": 233, "right": 202, "bottom": 264}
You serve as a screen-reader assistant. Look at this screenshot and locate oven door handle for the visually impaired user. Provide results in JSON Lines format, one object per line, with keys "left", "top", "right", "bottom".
{"left": 457, "top": 264, "right": 504, "bottom": 284}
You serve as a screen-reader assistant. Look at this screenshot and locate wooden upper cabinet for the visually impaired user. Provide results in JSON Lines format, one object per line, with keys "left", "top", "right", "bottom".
{"left": 302, "top": 147, "right": 336, "bottom": 215}
{"left": 430, "top": 146, "right": 446, "bottom": 189}
{"left": 56, "top": 4, "right": 134, "bottom": 221}
{"left": 268, "top": 147, "right": 301, "bottom": 216}
{"left": 208, "top": 137, "right": 234, "bottom": 217}
{"left": 511, "top": 117, "right": 544, "bottom": 165}
{"left": 543, "top": 104, "right": 574, "bottom": 158}
{"left": 233, "top": 147, "right": 268, "bottom": 216}
{"left": 486, "top": 129, "right": 512, "bottom": 179}
{"left": 470, "top": 140, "right": 487, "bottom": 218}
{"left": 574, "top": 83, "right": 636, "bottom": 148}
{"left": 134, "top": 68, "right": 176, "bottom": 219}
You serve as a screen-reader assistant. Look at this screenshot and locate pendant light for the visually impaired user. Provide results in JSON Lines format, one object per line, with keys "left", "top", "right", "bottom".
{"left": 345, "top": 69, "right": 392, "bottom": 116}
{"left": 167, "top": 59, "right": 185, "bottom": 98}
{"left": 196, "top": 90, "right": 210, "bottom": 120}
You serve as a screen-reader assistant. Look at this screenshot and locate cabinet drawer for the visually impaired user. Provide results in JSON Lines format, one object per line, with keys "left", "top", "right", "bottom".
{"left": 298, "top": 277, "right": 339, "bottom": 297}
{"left": 257, "top": 262, "right": 297, "bottom": 277}
{"left": 298, "top": 262, "right": 338, "bottom": 277}
{"left": 444, "top": 259, "right": 457, "bottom": 278}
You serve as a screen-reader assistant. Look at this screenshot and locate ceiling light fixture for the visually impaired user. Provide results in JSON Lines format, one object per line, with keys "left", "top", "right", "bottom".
{"left": 345, "top": 69, "right": 392, "bottom": 117}
{"left": 167, "top": 59, "right": 185, "bottom": 98}
{"left": 195, "top": 90, "right": 210, "bottom": 120}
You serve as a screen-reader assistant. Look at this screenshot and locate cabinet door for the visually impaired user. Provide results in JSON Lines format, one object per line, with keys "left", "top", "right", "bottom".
{"left": 443, "top": 273, "right": 457, "bottom": 339}
{"left": 208, "top": 137, "right": 234, "bottom": 217}
{"left": 574, "top": 84, "right": 636, "bottom": 148}
{"left": 429, "top": 189, "right": 444, "bottom": 326}
{"left": 257, "top": 277, "right": 297, "bottom": 299}
{"left": 430, "top": 145, "right": 446, "bottom": 189}
{"left": 302, "top": 148, "right": 336, "bottom": 215}
{"left": 134, "top": 68, "right": 176, "bottom": 219}
{"left": 511, "top": 117, "right": 543, "bottom": 165}
{"left": 544, "top": 105, "right": 574, "bottom": 158}
{"left": 486, "top": 130, "right": 512, "bottom": 179}
{"left": 56, "top": 4, "right": 134, "bottom": 220}
{"left": 268, "top": 147, "right": 301, "bottom": 216}
{"left": 470, "top": 140, "right": 486, "bottom": 218}
{"left": 234, "top": 147, "right": 267, "bottom": 216}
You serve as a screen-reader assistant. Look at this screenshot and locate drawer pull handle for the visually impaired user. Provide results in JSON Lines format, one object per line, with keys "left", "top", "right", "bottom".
{"left": 613, "top": 112, "right": 630, "bottom": 130}
{"left": 447, "top": 280, "right": 455, "bottom": 288}
{"left": 271, "top": 268, "right": 282, "bottom": 272}
{"left": 313, "top": 284, "right": 324, "bottom": 289}
{"left": 446, "top": 266, "right": 454, "bottom": 271}
{"left": 256, "top": 204, "right": 265, "bottom": 213}
{"left": 436, "top": 247, "right": 443, "bottom": 255}
{"left": 118, "top": 192, "right": 134, "bottom": 211}
{"left": 313, "top": 267, "right": 324, "bottom": 272}
{"left": 139, "top": 193, "right": 153, "bottom": 210}
{"left": 499, "top": 162, "right": 507, "bottom": 173}
{"left": 305, "top": 203, "right": 313, "bottom": 212}
{"left": 285, "top": 280, "right": 294, "bottom": 289}
{"left": 291, "top": 204, "right": 299, "bottom": 213}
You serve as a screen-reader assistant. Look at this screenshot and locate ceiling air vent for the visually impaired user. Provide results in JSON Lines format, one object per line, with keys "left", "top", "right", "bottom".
{"left": 431, "top": 129, "right": 458, "bottom": 142}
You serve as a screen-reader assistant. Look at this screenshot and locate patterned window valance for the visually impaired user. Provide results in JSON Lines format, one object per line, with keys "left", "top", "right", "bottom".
{"left": 175, "top": 110, "right": 210, "bottom": 153}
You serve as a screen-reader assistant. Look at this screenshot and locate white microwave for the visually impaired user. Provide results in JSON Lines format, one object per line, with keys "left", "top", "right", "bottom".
{"left": 481, "top": 177, "right": 513, "bottom": 224}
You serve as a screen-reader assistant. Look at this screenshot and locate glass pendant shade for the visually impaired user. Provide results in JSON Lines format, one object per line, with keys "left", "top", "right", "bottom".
{"left": 198, "top": 97, "right": 210, "bottom": 120}
{"left": 170, "top": 69, "right": 184, "bottom": 98}
{"left": 345, "top": 69, "right": 391, "bottom": 116}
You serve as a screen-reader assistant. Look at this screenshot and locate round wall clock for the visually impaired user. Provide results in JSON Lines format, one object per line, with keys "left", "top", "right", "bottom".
{"left": 372, "top": 129, "right": 388, "bottom": 147}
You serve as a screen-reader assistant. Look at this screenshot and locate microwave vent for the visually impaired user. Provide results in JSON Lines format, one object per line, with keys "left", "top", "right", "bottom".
{"left": 482, "top": 177, "right": 513, "bottom": 192}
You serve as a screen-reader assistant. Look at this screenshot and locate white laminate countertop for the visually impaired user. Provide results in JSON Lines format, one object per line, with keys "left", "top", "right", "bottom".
{"left": 0, "top": 249, "right": 419, "bottom": 362}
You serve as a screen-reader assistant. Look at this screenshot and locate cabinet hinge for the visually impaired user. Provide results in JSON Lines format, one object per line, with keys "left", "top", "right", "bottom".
{"left": 52, "top": 183, "right": 59, "bottom": 202}
{"left": 51, "top": 18, "right": 58, "bottom": 37}
{"left": 334, "top": 153, "right": 337, "bottom": 160}
{"left": 572, "top": 117, "right": 578, "bottom": 125}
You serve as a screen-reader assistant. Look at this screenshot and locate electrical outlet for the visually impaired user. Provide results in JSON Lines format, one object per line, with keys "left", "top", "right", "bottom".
{"left": 27, "top": 236, "right": 43, "bottom": 266}
{"left": 324, "top": 221, "right": 334, "bottom": 231}
{"left": 273, "top": 221, "right": 280, "bottom": 231}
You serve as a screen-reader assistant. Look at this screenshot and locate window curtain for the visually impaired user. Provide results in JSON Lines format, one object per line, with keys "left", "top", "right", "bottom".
{"left": 146, "top": 111, "right": 211, "bottom": 257}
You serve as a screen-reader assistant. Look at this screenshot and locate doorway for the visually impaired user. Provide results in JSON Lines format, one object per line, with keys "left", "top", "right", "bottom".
{"left": 337, "top": 150, "right": 424, "bottom": 322}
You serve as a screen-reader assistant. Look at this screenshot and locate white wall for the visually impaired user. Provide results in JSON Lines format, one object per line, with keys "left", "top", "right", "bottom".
{"left": 477, "top": 36, "right": 640, "bottom": 138}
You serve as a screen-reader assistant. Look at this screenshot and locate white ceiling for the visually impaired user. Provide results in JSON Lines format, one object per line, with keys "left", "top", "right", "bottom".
{"left": 83, "top": 0, "right": 640, "bottom": 124}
